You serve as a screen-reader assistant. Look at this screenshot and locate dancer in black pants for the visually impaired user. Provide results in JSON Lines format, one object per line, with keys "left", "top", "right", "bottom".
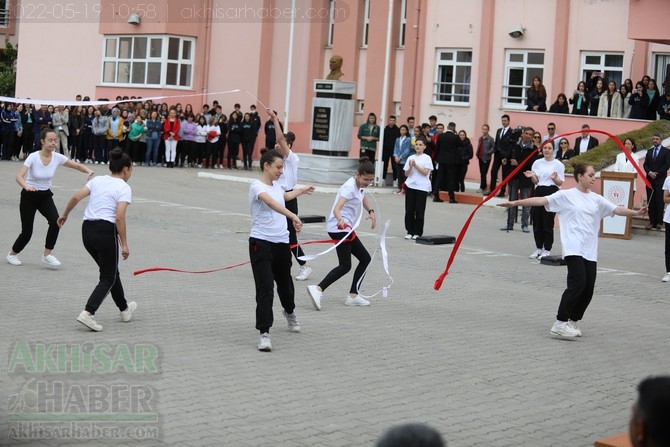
{"left": 7, "top": 128, "right": 94, "bottom": 268}
{"left": 307, "top": 159, "right": 377, "bottom": 311}
{"left": 249, "top": 149, "right": 314, "bottom": 351}
{"left": 58, "top": 148, "right": 136, "bottom": 332}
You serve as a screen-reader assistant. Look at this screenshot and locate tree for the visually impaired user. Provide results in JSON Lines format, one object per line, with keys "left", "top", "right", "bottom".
{"left": 0, "top": 40, "right": 18, "bottom": 97}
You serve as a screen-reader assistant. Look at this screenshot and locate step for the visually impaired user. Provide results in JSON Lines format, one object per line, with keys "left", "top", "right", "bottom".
{"left": 437, "top": 191, "right": 483, "bottom": 205}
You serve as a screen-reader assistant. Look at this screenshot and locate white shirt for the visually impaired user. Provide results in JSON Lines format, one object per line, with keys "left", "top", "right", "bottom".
{"left": 579, "top": 136, "right": 591, "bottom": 154}
{"left": 663, "top": 177, "right": 670, "bottom": 224}
{"left": 327, "top": 177, "right": 365, "bottom": 233}
{"left": 404, "top": 153, "right": 433, "bottom": 192}
{"left": 275, "top": 150, "right": 299, "bottom": 191}
{"left": 249, "top": 180, "right": 288, "bottom": 243}
{"left": 531, "top": 158, "right": 565, "bottom": 187}
{"left": 83, "top": 176, "right": 132, "bottom": 224}
{"left": 545, "top": 188, "right": 616, "bottom": 261}
{"left": 24, "top": 151, "right": 68, "bottom": 190}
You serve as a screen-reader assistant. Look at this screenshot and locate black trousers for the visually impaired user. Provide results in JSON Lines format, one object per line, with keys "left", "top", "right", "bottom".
{"left": 666, "top": 222, "right": 670, "bottom": 272}
{"left": 12, "top": 189, "right": 60, "bottom": 254}
{"left": 556, "top": 256, "right": 597, "bottom": 322}
{"left": 405, "top": 188, "right": 429, "bottom": 236}
{"left": 82, "top": 220, "right": 129, "bottom": 315}
{"left": 458, "top": 163, "right": 468, "bottom": 192}
{"left": 318, "top": 232, "right": 371, "bottom": 295}
{"left": 241, "top": 139, "right": 254, "bottom": 168}
{"left": 285, "top": 197, "right": 306, "bottom": 266}
{"left": 646, "top": 181, "right": 665, "bottom": 226}
{"left": 227, "top": 139, "right": 240, "bottom": 167}
{"left": 249, "top": 237, "right": 295, "bottom": 333}
{"left": 489, "top": 153, "right": 505, "bottom": 194}
{"left": 532, "top": 185, "right": 559, "bottom": 250}
{"left": 382, "top": 152, "right": 397, "bottom": 182}
{"left": 478, "top": 159, "right": 490, "bottom": 190}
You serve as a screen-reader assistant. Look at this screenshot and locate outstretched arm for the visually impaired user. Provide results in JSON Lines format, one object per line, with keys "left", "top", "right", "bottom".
{"left": 266, "top": 109, "right": 289, "bottom": 157}
{"left": 257, "top": 192, "right": 303, "bottom": 232}
{"left": 57, "top": 186, "right": 91, "bottom": 227}
{"left": 497, "top": 196, "right": 549, "bottom": 208}
{"left": 613, "top": 205, "right": 647, "bottom": 217}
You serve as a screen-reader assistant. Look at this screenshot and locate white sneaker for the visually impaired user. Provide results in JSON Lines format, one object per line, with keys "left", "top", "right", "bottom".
{"left": 529, "top": 248, "right": 542, "bottom": 259}
{"left": 282, "top": 310, "right": 301, "bottom": 333}
{"left": 307, "top": 285, "right": 322, "bottom": 311}
{"left": 539, "top": 250, "right": 551, "bottom": 259}
{"left": 7, "top": 252, "right": 22, "bottom": 266}
{"left": 257, "top": 332, "right": 272, "bottom": 351}
{"left": 662, "top": 273, "right": 670, "bottom": 282}
{"left": 411, "top": 235, "right": 419, "bottom": 240}
{"left": 42, "top": 254, "right": 62, "bottom": 268}
{"left": 344, "top": 295, "right": 370, "bottom": 307}
{"left": 567, "top": 320, "right": 582, "bottom": 337}
{"left": 77, "top": 311, "right": 103, "bottom": 331}
{"left": 295, "top": 265, "right": 312, "bottom": 281}
{"left": 404, "top": 234, "right": 412, "bottom": 240}
{"left": 121, "top": 301, "right": 137, "bottom": 322}
{"left": 550, "top": 320, "right": 579, "bottom": 338}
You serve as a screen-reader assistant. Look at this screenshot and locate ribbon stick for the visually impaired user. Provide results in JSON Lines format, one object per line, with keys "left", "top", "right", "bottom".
{"left": 433, "top": 128, "right": 650, "bottom": 291}
{"left": 244, "top": 90, "right": 270, "bottom": 111}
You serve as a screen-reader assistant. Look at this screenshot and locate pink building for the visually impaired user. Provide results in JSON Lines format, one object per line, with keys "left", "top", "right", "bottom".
{"left": 8, "top": 0, "right": 670, "bottom": 165}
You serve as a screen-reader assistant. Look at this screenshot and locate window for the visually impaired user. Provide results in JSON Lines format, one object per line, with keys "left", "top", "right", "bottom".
{"left": 653, "top": 53, "right": 670, "bottom": 92}
{"left": 398, "top": 0, "right": 407, "bottom": 48}
{"left": 580, "top": 51, "right": 624, "bottom": 87}
{"left": 102, "top": 35, "right": 195, "bottom": 88}
{"left": 434, "top": 49, "right": 472, "bottom": 104}
{"left": 503, "top": 50, "right": 544, "bottom": 107}
{"left": 362, "top": 0, "right": 370, "bottom": 48}
{"left": 0, "top": 0, "right": 8, "bottom": 27}
{"left": 327, "top": 0, "right": 336, "bottom": 47}
{"left": 356, "top": 99, "right": 365, "bottom": 114}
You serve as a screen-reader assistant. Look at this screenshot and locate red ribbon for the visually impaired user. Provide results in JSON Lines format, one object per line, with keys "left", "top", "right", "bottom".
{"left": 433, "top": 128, "right": 650, "bottom": 290}
{"left": 133, "top": 233, "right": 357, "bottom": 276}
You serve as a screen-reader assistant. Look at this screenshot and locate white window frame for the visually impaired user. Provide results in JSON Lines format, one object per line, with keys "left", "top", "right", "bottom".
{"left": 362, "top": 0, "right": 370, "bottom": 48}
{"left": 0, "top": 0, "right": 8, "bottom": 27}
{"left": 398, "top": 0, "right": 407, "bottom": 48}
{"left": 502, "top": 49, "right": 545, "bottom": 108}
{"left": 580, "top": 51, "right": 624, "bottom": 87}
{"left": 652, "top": 52, "right": 670, "bottom": 92}
{"left": 101, "top": 35, "right": 195, "bottom": 89}
{"left": 327, "top": 0, "right": 336, "bottom": 47}
{"left": 433, "top": 48, "right": 473, "bottom": 105}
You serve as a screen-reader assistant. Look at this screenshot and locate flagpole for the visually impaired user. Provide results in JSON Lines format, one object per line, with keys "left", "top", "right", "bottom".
{"left": 375, "top": 0, "right": 394, "bottom": 186}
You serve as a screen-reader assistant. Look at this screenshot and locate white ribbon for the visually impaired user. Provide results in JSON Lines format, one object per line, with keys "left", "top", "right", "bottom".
{"left": 0, "top": 89, "right": 242, "bottom": 107}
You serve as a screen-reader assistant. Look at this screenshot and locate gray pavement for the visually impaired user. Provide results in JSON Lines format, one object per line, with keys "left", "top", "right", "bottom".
{"left": 0, "top": 160, "right": 668, "bottom": 447}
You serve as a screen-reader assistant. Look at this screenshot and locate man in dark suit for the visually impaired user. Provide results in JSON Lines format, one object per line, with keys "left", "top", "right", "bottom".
{"left": 489, "top": 114, "right": 513, "bottom": 196}
{"left": 574, "top": 124, "right": 599, "bottom": 155}
{"left": 433, "top": 122, "right": 460, "bottom": 203}
{"left": 643, "top": 133, "right": 670, "bottom": 229}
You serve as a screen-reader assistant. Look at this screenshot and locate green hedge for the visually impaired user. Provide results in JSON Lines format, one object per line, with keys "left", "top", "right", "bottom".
{"left": 563, "top": 120, "right": 670, "bottom": 173}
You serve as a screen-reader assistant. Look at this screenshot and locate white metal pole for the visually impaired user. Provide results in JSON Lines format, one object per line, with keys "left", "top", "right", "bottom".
{"left": 375, "top": 0, "right": 394, "bottom": 186}
{"left": 284, "top": 0, "right": 297, "bottom": 132}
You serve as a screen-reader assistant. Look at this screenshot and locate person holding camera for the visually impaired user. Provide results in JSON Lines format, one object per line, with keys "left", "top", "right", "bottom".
{"left": 570, "top": 81, "right": 590, "bottom": 115}
{"left": 629, "top": 81, "right": 650, "bottom": 120}
{"left": 501, "top": 127, "right": 537, "bottom": 232}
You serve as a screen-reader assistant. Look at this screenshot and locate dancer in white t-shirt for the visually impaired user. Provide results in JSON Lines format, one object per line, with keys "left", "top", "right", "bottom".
{"left": 403, "top": 139, "right": 433, "bottom": 239}
{"left": 307, "top": 159, "right": 377, "bottom": 310}
{"left": 249, "top": 149, "right": 314, "bottom": 352}
{"left": 498, "top": 164, "right": 647, "bottom": 338}
{"left": 6, "top": 128, "right": 94, "bottom": 268}
{"left": 57, "top": 148, "right": 135, "bottom": 332}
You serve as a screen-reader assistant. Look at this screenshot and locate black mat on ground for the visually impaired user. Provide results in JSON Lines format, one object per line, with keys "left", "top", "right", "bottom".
{"left": 300, "top": 215, "right": 326, "bottom": 223}
{"left": 415, "top": 235, "right": 456, "bottom": 245}
{"left": 540, "top": 255, "right": 566, "bottom": 266}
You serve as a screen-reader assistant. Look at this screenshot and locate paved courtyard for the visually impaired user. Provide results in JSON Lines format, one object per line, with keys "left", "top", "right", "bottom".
{"left": 0, "top": 161, "right": 667, "bottom": 447}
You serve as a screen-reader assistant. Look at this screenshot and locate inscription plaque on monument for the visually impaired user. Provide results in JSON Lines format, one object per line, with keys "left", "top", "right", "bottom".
{"left": 311, "top": 106, "right": 331, "bottom": 142}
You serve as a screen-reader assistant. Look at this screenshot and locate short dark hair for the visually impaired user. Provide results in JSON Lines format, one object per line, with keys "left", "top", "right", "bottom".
{"left": 501, "top": 114, "right": 510, "bottom": 120}
{"left": 428, "top": 115, "right": 437, "bottom": 121}
{"left": 376, "top": 423, "right": 445, "bottom": 447}
{"left": 581, "top": 124, "right": 590, "bottom": 129}
{"left": 636, "top": 376, "right": 670, "bottom": 445}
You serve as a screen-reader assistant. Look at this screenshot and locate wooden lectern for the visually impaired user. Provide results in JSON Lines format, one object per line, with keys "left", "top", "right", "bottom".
{"left": 600, "top": 171, "right": 636, "bottom": 240}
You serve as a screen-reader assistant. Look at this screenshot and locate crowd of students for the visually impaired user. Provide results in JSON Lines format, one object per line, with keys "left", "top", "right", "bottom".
{"left": 0, "top": 96, "right": 277, "bottom": 171}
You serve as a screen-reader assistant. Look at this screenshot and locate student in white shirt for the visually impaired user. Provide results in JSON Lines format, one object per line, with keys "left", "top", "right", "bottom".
{"left": 248, "top": 149, "right": 314, "bottom": 351}
{"left": 403, "top": 139, "right": 433, "bottom": 239}
{"left": 498, "top": 164, "right": 647, "bottom": 338}
{"left": 524, "top": 143, "right": 565, "bottom": 259}
{"left": 6, "top": 128, "right": 94, "bottom": 268}
{"left": 57, "top": 148, "right": 136, "bottom": 332}
{"left": 307, "top": 160, "right": 377, "bottom": 310}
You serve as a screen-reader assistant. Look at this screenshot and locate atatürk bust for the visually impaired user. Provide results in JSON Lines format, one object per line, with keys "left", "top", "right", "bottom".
{"left": 326, "top": 55, "right": 344, "bottom": 81}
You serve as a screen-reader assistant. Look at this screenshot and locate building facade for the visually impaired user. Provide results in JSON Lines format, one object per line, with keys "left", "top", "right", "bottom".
{"left": 8, "top": 0, "right": 670, "bottom": 156}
